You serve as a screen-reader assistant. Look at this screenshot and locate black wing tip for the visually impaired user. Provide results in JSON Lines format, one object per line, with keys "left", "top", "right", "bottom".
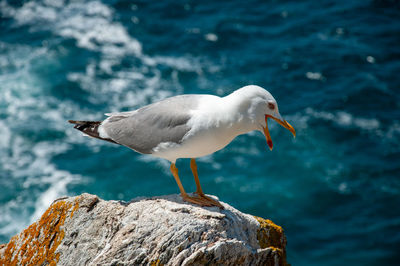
{"left": 68, "top": 119, "right": 119, "bottom": 145}
{"left": 68, "top": 120, "right": 100, "bottom": 125}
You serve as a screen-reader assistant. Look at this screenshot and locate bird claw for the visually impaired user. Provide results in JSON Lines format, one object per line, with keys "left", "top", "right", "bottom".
{"left": 181, "top": 193, "right": 224, "bottom": 209}
{"left": 196, "top": 193, "right": 224, "bottom": 209}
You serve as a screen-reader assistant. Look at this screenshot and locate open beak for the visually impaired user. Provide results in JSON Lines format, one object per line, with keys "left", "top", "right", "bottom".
{"left": 263, "top": 115, "right": 296, "bottom": 151}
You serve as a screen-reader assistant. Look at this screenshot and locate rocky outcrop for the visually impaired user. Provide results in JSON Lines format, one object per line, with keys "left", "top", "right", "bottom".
{"left": 0, "top": 193, "right": 287, "bottom": 265}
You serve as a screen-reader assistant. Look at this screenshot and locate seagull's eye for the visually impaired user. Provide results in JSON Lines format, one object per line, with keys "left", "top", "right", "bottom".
{"left": 268, "top": 102, "right": 275, "bottom": 110}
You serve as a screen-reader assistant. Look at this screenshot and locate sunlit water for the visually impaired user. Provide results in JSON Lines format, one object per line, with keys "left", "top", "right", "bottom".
{"left": 1, "top": 1, "right": 399, "bottom": 265}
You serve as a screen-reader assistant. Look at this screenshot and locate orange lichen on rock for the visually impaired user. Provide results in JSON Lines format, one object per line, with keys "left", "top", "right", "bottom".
{"left": 70, "top": 196, "right": 81, "bottom": 218}
{"left": 254, "top": 216, "right": 287, "bottom": 266}
{"left": 254, "top": 216, "right": 285, "bottom": 249}
{"left": 0, "top": 197, "right": 80, "bottom": 265}
{"left": 150, "top": 259, "right": 163, "bottom": 266}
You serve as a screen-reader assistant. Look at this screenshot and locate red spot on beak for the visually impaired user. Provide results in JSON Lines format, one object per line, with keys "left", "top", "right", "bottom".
{"left": 267, "top": 140, "right": 273, "bottom": 151}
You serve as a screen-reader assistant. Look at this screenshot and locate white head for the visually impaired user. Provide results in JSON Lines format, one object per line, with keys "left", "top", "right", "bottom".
{"left": 232, "top": 85, "right": 296, "bottom": 150}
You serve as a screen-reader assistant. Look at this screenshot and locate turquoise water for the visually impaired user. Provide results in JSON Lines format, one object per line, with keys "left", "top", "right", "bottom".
{"left": 1, "top": 1, "right": 399, "bottom": 265}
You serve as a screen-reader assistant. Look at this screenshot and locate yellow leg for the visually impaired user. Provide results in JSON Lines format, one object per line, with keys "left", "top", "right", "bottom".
{"left": 170, "top": 163, "right": 188, "bottom": 197}
{"left": 190, "top": 159, "right": 224, "bottom": 209}
{"left": 190, "top": 158, "right": 204, "bottom": 195}
{"left": 170, "top": 162, "right": 223, "bottom": 208}
{"left": 170, "top": 163, "right": 214, "bottom": 207}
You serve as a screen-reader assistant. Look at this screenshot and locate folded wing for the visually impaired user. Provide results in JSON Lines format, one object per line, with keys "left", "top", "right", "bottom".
{"left": 102, "top": 95, "right": 199, "bottom": 154}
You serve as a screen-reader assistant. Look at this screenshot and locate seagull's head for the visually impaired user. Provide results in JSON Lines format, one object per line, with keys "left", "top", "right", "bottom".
{"left": 236, "top": 85, "right": 296, "bottom": 150}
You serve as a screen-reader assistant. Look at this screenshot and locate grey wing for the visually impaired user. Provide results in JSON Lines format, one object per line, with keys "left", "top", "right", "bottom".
{"left": 102, "top": 95, "right": 199, "bottom": 154}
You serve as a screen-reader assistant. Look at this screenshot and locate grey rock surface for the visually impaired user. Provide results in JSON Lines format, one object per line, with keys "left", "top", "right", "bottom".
{"left": 0, "top": 193, "right": 287, "bottom": 266}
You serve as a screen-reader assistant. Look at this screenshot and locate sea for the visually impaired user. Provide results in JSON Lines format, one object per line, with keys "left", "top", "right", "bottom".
{"left": 0, "top": 0, "right": 399, "bottom": 265}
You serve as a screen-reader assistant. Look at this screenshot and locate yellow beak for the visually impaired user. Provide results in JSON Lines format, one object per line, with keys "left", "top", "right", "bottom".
{"left": 263, "top": 115, "right": 296, "bottom": 151}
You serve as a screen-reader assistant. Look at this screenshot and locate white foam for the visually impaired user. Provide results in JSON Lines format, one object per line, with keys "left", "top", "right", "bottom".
{"left": 2, "top": 0, "right": 218, "bottom": 111}
{"left": 2, "top": 1, "right": 142, "bottom": 56}
{"left": 0, "top": 121, "right": 11, "bottom": 149}
{"left": 197, "top": 155, "right": 222, "bottom": 170}
{"left": 304, "top": 108, "right": 380, "bottom": 131}
{"left": 386, "top": 123, "right": 400, "bottom": 140}
{"left": 0, "top": 136, "right": 82, "bottom": 237}
{"left": 0, "top": 42, "right": 90, "bottom": 239}
{"left": 205, "top": 33, "right": 218, "bottom": 42}
{"left": 43, "top": 0, "right": 64, "bottom": 8}
{"left": 30, "top": 164, "right": 81, "bottom": 223}
{"left": 137, "top": 155, "right": 171, "bottom": 173}
{"left": 143, "top": 55, "right": 204, "bottom": 72}
{"left": 338, "top": 182, "right": 348, "bottom": 193}
{"left": 366, "top": 56, "right": 375, "bottom": 64}
{"left": 58, "top": 16, "right": 142, "bottom": 56}
{"left": 306, "top": 72, "right": 325, "bottom": 81}
{"left": 13, "top": 2, "right": 58, "bottom": 25}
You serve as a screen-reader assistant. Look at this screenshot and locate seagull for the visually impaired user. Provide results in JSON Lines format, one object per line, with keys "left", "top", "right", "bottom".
{"left": 69, "top": 85, "right": 295, "bottom": 208}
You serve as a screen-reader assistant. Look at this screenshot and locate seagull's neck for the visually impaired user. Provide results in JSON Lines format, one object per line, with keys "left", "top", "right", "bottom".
{"left": 180, "top": 92, "right": 261, "bottom": 158}
{"left": 218, "top": 91, "right": 260, "bottom": 134}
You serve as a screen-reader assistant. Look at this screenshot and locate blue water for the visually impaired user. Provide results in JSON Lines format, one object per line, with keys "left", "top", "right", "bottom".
{"left": 1, "top": 0, "right": 399, "bottom": 265}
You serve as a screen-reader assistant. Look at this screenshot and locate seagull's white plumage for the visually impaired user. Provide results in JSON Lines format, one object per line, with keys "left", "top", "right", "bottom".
{"left": 69, "top": 85, "right": 296, "bottom": 208}
{"left": 150, "top": 86, "right": 275, "bottom": 162}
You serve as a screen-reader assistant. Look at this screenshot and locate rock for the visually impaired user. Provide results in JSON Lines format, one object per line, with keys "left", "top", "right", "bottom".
{"left": 0, "top": 193, "right": 287, "bottom": 266}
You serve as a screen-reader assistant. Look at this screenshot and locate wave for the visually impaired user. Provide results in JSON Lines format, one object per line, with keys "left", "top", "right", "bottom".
{"left": 282, "top": 107, "right": 400, "bottom": 197}
{"left": 286, "top": 107, "right": 384, "bottom": 136}
{"left": 304, "top": 108, "right": 380, "bottom": 131}
{"left": 1, "top": 0, "right": 217, "bottom": 105}
{"left": 293, "top": 107, "right": 400, "bottom": 148}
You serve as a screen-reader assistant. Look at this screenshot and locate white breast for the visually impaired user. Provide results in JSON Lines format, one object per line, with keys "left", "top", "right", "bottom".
{"left": 151, "top": 95, "right": 256, "bottom": 162}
